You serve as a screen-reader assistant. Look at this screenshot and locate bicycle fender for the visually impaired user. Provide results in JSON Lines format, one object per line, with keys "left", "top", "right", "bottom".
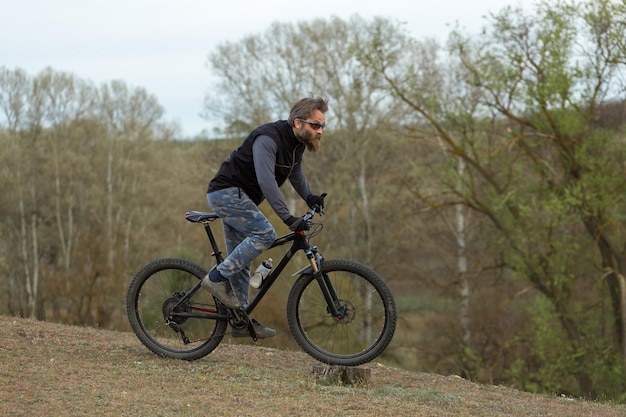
{"left": 291, "top": 253, "right": 324, "bottom": 277}
{"left": 292, "top": 265, "right": 313, "bottom": 276}
{"left": 292, "top": 255, "right": 324, "bottom": 277}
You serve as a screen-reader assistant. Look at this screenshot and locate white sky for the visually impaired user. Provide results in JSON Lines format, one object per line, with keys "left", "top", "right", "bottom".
{"left": 0, "top": 0, "right": 537, "bottom": 137}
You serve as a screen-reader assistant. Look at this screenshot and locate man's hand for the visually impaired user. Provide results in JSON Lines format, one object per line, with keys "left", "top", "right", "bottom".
{"left": 306, "top": 193, "right": 326, "bottom": 210}
{"left": 285, "top": 215, "right": 311, "bottom": 231}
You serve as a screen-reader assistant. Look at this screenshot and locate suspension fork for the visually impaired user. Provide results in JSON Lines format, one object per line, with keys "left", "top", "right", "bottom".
{"left": 303, "top": 246, "right": 345, "bottom": 320}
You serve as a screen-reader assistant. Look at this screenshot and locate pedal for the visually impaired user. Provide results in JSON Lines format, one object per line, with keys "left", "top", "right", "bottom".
{"left": 247, "top": 321, "right": 258, "bottom": 341}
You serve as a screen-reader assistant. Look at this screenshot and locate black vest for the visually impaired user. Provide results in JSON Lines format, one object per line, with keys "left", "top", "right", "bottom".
{"left": 207, "top": 120, "right": 305, "bottom": 205}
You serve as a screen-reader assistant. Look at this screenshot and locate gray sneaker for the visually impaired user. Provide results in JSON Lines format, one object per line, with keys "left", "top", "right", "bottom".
{"left": 201, "top": 268, "right": 241, "bottom": 309}
{"left": 232, "top": 319, "right": 276, "bottom": 339}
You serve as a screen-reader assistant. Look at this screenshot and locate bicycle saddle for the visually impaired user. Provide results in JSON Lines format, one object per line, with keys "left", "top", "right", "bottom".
{"left": 184, "top": 211, "right": 220, "bottom": 223}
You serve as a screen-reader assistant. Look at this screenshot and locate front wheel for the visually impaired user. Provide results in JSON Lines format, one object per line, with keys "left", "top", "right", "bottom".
{"left": 126, "top": 258, "right": 228, "bottom": 360}
{"left": 287, "top": 259, "right": 397, "bottom": 366}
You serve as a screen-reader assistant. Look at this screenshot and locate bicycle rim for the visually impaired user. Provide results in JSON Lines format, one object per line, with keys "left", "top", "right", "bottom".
{"left": 126, "top": 258, "right": 227, "bottom": 360}
{"left": 287, "top": 259, "right": 397, "bottom": 366}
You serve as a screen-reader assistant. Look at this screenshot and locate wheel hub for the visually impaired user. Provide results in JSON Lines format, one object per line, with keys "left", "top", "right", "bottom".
{"left": 162, "top": 294, "right": 191, "bottom": 324}
{"left": 334, "top": 299, "right": 356, "bottom": 323}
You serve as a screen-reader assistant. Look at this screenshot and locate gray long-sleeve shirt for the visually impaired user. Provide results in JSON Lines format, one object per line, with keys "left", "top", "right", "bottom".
{"left": 252, "top": 135, "right": 311, "bottom": 222}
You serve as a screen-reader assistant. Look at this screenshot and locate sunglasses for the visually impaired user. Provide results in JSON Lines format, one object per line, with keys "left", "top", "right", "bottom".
{"left": 298, "top": 118, "right": 326, "bottom": 131}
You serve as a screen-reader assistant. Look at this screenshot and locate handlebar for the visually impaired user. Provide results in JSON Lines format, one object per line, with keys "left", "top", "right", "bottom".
{"left": 291, "top": 193, "right": 326, "bottom": 231}
{"left": 303, "top": 207, "right": 319, "bottom": 222}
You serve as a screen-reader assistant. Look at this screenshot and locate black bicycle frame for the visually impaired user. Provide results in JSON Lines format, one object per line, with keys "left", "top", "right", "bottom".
{"left": 242, "top": 231, "right": 304, "bottom": 311}
{"left": 171, "top": 214, "right": 343, "bottom": 321}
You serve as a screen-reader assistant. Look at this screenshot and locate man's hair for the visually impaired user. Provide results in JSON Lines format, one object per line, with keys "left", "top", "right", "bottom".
{"left": 288, "top": 97, "right": 329, "bottom": 126}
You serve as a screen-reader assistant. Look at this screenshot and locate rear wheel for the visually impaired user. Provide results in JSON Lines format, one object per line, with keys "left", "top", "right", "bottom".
{"left": 126, "top": 258, "right": 228, "bottom": 360}
{"left": 287, "top": 259, "right": 397, "bottom": 366}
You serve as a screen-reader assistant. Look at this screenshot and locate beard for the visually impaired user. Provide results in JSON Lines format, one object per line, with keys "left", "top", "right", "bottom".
{"left": 295, "top": 126, "right": 321, "bottom": 152}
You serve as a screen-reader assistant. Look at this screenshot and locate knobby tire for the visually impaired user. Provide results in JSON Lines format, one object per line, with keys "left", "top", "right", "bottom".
{"left": 126, "top": 257, "right": 227, "bottom": 361}
{"left": 287, "top": 259, "right": 397, "bottom": 366}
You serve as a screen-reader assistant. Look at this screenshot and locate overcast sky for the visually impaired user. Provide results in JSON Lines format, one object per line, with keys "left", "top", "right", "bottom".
{"left": 1, "top": 0, "right": 537, "bottom": 137}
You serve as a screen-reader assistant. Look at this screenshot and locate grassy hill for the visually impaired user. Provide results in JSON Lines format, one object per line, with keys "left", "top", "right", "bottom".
{"left": 1, "top": 315, "right": 624, "bottom": 417}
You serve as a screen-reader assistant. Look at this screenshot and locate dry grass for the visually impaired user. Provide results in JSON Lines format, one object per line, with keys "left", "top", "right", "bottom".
{"left": 1, "top": 315, "right": 624, "bottom": 417}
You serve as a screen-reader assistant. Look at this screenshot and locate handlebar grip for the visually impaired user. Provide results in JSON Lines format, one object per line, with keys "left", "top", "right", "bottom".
{"left": 305, "top": 193, "right": 327, "bottom": 219}
{"left": 315, "top": 193, "right": 327, "bottom": 213}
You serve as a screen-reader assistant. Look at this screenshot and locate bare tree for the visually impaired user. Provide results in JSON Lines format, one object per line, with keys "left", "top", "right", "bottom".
{"left": 204, "top": 16, "right": 412, "bottom": 269}
{"left": 0, "top": 67, "right": 174, "bottom": 326}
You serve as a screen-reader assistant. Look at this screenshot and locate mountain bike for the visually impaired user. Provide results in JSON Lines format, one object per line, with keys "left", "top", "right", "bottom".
{"left": 125, "top": 201, "right": 397, "bottom": 366}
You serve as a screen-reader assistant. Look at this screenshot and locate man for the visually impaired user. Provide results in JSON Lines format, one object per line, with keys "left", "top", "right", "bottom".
{"left": 202, "top": 96, "right": 328, "bottom": 339}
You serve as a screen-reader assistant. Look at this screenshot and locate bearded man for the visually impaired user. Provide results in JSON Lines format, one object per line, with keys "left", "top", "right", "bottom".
{"left": 202, "top": 96, "right": 328, "bottom": 338}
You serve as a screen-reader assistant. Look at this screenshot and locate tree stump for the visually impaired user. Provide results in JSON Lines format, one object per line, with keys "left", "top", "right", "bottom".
{"left": 311, "top": 365, "right": 371, "bottom": 386}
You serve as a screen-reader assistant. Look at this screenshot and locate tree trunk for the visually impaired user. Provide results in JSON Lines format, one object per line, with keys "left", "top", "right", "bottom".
{"left": 311, "top": 365, "right": 371, "bottom": 385}
{"left": 456, "top": 159, "right": 471, "bottom": 348}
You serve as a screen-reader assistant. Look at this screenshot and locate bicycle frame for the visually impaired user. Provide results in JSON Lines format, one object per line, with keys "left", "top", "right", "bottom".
{"left": 176, "top": 209, "right": 344, "bottom": 322}
{"left": 245, "top": 229, "right": 312, "bottom": 312}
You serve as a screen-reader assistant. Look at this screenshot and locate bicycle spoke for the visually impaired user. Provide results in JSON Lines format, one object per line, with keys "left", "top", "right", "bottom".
{"left": 287, "top": 259, "right": 396, "bottom": 366}
{"left": 127, "top": 258, "right": 228, "bottom": 360}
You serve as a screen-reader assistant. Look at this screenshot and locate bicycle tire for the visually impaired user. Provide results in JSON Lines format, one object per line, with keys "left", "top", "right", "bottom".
{"left": 126, "top": 257, "right": 228, "bottom": 360}
{"left": 287, "top": 259, "right": 397, "bottom": 366}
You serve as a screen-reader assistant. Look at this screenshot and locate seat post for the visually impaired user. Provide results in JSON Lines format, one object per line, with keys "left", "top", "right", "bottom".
{"left": 203, "top": 222, "right": 224, "bottom": 263}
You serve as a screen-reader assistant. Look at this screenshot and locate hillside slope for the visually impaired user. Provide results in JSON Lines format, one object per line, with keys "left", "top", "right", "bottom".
{"left": 1, "top": 315, "right": 624, "bottom": 417}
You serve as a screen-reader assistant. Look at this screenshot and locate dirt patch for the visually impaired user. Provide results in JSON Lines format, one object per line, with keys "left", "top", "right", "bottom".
{"left": 1, "top": 315, "right": 624, "bottom": 416}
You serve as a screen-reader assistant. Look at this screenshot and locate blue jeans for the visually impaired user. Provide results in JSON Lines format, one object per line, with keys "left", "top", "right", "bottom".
{"left": 207, "top": 187, "right": 276, "bottom": 304}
